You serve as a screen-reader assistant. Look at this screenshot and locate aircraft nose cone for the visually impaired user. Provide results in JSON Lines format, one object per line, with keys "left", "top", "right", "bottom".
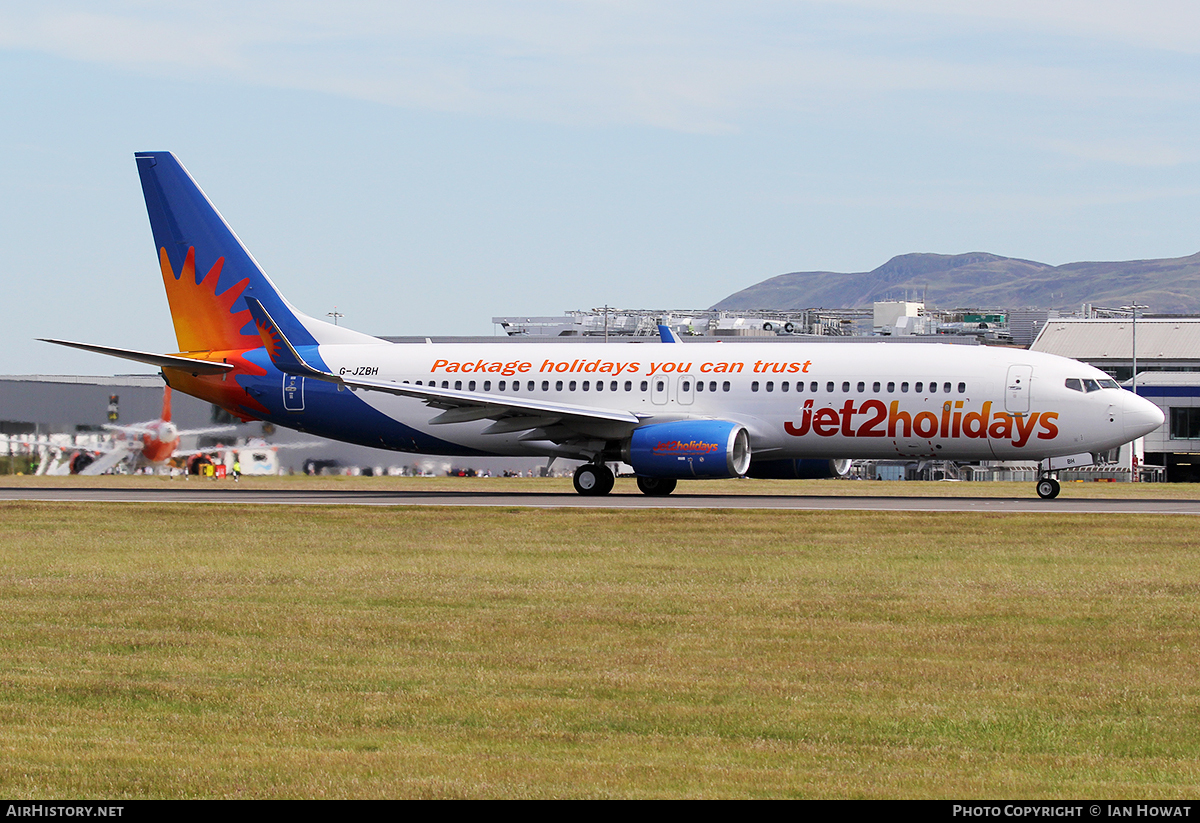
{"left": 1124, "top": 392, "right": 1165, "bottom": 440}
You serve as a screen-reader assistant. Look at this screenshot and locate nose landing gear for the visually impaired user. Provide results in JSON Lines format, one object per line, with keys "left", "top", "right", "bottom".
{"left": 1036, "top": 475, "right": 1061, "bottom": 500}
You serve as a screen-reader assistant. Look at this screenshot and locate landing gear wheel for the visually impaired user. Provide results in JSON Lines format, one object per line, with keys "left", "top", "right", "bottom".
{"left": 573, "top": 463, "right": 614, "bottom": 496}
{"left": 636, "top": 476, "right": 677, "bottom": 496}
{"left": 1036, "top": 477, "right": 1060, "bottom": 500}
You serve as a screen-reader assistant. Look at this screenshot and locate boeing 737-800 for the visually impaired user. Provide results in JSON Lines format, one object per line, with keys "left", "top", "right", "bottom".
{"left": 44, "top": 152, "right": 1163, "bottom": 498}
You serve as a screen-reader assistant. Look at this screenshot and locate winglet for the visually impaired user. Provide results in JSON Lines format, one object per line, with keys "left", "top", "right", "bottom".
{"left": 658, "top": 324, "right": 682, "bottom": 343}
{"left": 244, "top": 297, "right": 335, "bottom": 381}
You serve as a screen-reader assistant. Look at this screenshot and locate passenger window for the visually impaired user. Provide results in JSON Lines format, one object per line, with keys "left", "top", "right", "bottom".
{"left": 541, "top": 381, "right": 549, "bottom": 391}
{"left": 887, "top": 382, "right": 895, "bottom": 392}
{"left": 958, "top": 382, "right": 966, "bottom": 393}
{"left": 441, "top": 381, "right": 449, "bottom": 388}
{"left": 525, "top": 381, "right": 533, "bottom": 392}
{"left": 655, "top": 380, "right": 665, "bottom": 392}
{"left": 901, "top": 382, "right": 909, "bottom": 393}
{"left": 722, "top": 381, "right": 730, "bottom": 392}
{"left": 842, "top": 382, "right": 850, "bottom": 392}
{"left": 710, "top": 381, "right": 717, "bottom": 392}
{"left": 857, "top": 382, "right": 865, "bottom": 392}
{"left": 682, "top": 380, "right": 691, "bottom": 391}
{"left": 556, "top": 381, "right": 564, "bottom": 391}
{"left": 569, "top": 381, "right": 576, "bottom": 391}
{"left": 873, "top": 382, "right": 881, "bottom": 392}
{"left": 766, "top": 382, "right": 774, "bottom": 392}
{"left": 454, "top": 381, "right": 462, "bottom": 390}
{"left": 498, "top": 381, "right": 505, "bottom": 391}
{"left": 640, "top": 381, "right": 648, "bottom": 391}
{"left": 625, "top": 381, "right": 633, "bottom": 391}
{"left": 826, "top": 382, "right": 834, "bottom": 392}
{"left": 752, "top": 381, "right": 760, "bottom": 392}
{"left": 943, "top": 382, "right": 951, "bottom": 393}
{"left": 611, "top": 381, "right": 618, "bottom": 391}
{"left": 929, "top": 381, "right": 937, "bottom": 393}
{"left": 915, "top": 382, "right": 923, "bottom": 393}
{"left": 1065, "top": 378, "right": 1083, "bottom": 392}
{"left": 468, "top": 381, "right": 476, "bottom": 391}
{"left": 810, "top": 382, "right": 817, "bottom": 392}
{"left": 781, "top": 381, "right": 789, "bottom": 392}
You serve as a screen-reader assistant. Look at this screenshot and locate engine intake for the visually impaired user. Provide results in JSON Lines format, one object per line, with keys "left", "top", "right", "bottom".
{"left": 626, "top": 420, "right": 751, "bottom": 478}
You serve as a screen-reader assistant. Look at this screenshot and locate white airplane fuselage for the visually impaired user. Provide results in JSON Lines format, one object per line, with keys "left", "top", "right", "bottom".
{"left": 254, "top": 338, "right": 1159, "bottom": 463}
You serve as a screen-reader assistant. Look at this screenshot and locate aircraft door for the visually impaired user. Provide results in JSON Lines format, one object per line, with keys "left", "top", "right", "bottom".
{"left": 1005, "top": 365, "right": 1032, "bottom": 413}
{"left": 652, "top": 376, "right": 671, "bottom": 405}
{"left": 283, "top": 374, "right": 305, "bottom": 411}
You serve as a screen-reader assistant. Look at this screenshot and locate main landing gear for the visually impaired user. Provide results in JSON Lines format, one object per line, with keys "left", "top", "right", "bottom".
{"left": 571, "top": 463, "right": 681, "bottom": 497}
{"left": 573, "top": 463, "right": 615, "bottom": 496}
{"left": 636, "top": 476, "right": 677, "bottom": 496}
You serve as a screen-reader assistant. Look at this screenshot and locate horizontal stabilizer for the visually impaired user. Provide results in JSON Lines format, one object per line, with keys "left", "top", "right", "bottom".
{"left": 40, "top": 339, "right": 233, "bottom": 375}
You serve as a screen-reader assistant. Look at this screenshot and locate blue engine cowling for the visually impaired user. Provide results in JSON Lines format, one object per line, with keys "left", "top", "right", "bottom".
{"left": 746, "top": 458, "right": 852, "bottom": 479}
{"left": 626, "top": 420, "right": 751, "bottom": 478}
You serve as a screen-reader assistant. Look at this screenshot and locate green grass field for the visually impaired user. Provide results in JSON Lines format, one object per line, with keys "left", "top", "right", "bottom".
{"left": 1, "top": 489, "right": 1198, "bottom": 797}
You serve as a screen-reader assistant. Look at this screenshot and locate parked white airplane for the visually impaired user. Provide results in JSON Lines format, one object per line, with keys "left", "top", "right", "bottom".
{"left": 44, "top": 153, "right": 1163, "bottom": 498}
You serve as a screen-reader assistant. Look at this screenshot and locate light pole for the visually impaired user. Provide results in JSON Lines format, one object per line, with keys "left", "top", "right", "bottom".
{"left": 326, "top": 307, "right": 343, "bottom": 326}
{"left": 1121, "top": 302, "right": 1148, "bottom": 394}
{"left": 592, "top": 305, "right": 612, "bottom": 342}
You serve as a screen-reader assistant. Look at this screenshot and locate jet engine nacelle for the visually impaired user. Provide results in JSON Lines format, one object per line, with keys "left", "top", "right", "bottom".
{"left": 626, "top": 420, "right": 751, "bottom": 478}
{"left": 747, "top": 457, "right": 852, "bottom": 479}
{"left": 69, "top": 451, "right": 95, "bottom": 475}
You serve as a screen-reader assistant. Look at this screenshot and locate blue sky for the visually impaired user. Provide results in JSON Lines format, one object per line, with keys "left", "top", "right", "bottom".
{"left": 3, "top": 1, "right": 1200, "bottom": 374}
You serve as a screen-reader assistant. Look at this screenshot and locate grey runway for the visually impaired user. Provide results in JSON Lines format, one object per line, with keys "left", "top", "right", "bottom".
{"left": 3, "top": 485, "right": 1200, "bottom": 514}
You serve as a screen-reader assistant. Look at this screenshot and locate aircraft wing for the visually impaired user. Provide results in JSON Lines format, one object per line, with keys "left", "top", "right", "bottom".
{"left": 245, "top": 298, "right": 644, "bottom": 453}
{"left": 176, "top": 425, "right": 240, "bottom": 437}
{"left": 103, "top": 424, "right": 153, "bottom": 436}
{"left": 176, "top": 440, "right": 328, "bottom": 457}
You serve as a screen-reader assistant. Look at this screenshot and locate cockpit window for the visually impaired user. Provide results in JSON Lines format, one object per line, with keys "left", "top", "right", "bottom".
{"left": 1068, "top": 376, "right": 1120, "bottom": 392}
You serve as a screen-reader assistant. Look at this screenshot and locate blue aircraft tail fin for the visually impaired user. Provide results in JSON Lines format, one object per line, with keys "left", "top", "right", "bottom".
{"left": 135, "top": 152, "right": 328, "bottom": 354}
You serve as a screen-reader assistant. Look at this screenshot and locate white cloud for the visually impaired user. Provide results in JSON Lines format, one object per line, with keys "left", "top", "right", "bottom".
{"left": 1, "top": 1, "right": 1198, "bottom": 134}
{"left": 819, "top": 0, "right": 1200, "bottom": 52}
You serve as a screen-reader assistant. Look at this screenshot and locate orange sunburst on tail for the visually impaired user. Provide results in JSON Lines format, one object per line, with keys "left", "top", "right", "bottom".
{"left": 160, "top": 247, "right": 260, "bottom": 353}
{"left": 158, "top": 246, "right": 271, "bottom": 420}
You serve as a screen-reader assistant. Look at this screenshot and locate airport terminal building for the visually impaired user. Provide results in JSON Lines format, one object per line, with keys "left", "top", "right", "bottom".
{"left": 1031, "top": 318, "right": 1200, "bottom": 481}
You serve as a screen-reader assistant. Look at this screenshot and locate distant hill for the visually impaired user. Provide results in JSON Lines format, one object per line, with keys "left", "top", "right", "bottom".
{"left": 711, "top": 251, "right": 1200, "bottom": 314}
